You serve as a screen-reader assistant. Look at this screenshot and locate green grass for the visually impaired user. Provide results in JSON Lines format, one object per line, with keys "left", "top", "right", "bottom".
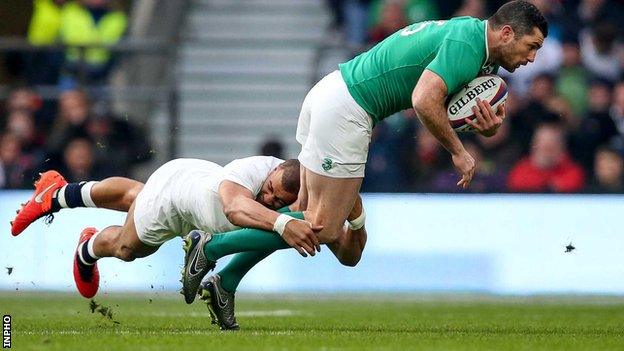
{"left": 2, "top": 292, "right": 624, "bottom": 350}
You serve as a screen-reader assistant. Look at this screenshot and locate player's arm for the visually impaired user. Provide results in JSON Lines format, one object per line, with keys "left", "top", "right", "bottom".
{"left": 219, "top": 181, "right": 321, "bottom": 256}
{"left": 412, "top": 69, "right": 475, "bottom": 188}
{"left": 219, "top": 180, "right": 279, "bottom": 231}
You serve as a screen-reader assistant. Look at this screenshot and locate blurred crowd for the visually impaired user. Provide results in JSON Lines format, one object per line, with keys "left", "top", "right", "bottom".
{"left": 325, "top": 0, "right": 624, "bottom": 193}
{"left": 0, "top": 0, "right": 152, "bottom": 189}
{"left": 3, "top": 0, "right": 624, "bottom": 194}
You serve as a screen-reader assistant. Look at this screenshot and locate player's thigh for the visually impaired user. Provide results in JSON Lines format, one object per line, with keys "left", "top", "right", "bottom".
{"left": 297, "top": 71, "right": 372, "bottom": 178}
{"left": 118, "top": 201, "right": 160, "bottom": 257}
{"left": 303, "top": 169, "right": 362, "bottom": 244}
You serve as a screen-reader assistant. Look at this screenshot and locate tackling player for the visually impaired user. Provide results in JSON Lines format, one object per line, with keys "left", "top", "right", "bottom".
{"left": 10, "top": 157, "right": 321, "bottom": 302}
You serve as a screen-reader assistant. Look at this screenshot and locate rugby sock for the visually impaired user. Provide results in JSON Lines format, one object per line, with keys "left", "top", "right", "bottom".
{"left": 218, "top": 250, "right": 273, "bottom": 293}
{"left": 203, "top": 211, "right": 304, "bottom": 262}
{"left": 216, "top": 206, "right": 292, "bottom": 292}
{"left": 77, "top": 233, "right": 101, "bottom": 266}
{"left": 52, "top": 181, "right": 98, "bottom": 211}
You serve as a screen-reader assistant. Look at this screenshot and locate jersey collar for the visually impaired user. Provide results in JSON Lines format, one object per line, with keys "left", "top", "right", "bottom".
{"left": 482, "top": 20, "right": 490, "bottom": 69}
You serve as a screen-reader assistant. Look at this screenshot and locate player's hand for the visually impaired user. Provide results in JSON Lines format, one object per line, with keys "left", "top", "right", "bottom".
{"left": 282, "top": 219, "right": 323, "bottom": 257}
{"left": 452, "top": 149, "right": 476, "bottom": 189}
{"left": 465, "top": 99, "right": 504, "bottom": 137}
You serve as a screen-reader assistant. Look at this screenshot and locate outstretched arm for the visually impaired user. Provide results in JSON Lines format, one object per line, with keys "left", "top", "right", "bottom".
{"left": 412, "top": 69, "right": 475, "bottom": 189}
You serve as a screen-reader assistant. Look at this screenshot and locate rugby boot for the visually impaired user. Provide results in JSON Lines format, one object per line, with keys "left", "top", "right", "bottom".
{"left": 73, "top": 227, "right": 100, "bottom": 298}
{"left": 198, "top": 274, "right": 240, "bottom": 330}
{"left": 181, "top": 230, "right": 215, "bottom": 304}
{"left": 11, "top": 170, "right": 67, "bottom": 236}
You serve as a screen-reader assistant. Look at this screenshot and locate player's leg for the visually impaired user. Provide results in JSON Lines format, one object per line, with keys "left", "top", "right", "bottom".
{"left": 72, "top": 201, "right": 160, "bottom": 298}
{"left": 326, "top": 194, "right": 367, "bottom": 266}
{"left": 53, "top": 177, "right": 143, "bottom": 212}
{"left": 88, "top": 177, "right": 144, "bottom": 211}
{"left": 198, "top": 250, "right": 271, "bottom": 330}
{"left": 294, "top": 70, "right": 372, "bottom": 264}
{"left": 181, "top": 212, "right": 305, "bottom": 303}
{"left": 11, "top": 172, "right": 143, "bottom": 235}
{"left": 90, "top": 202, "right": 160, "bottom": 261}
{"left": 302, "top": 170, "right": 361, "bottom": 244}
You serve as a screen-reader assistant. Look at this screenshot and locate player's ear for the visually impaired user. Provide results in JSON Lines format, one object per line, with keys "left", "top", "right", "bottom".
{"left": 500, "top": 25, "right": 515, "bottom": 43}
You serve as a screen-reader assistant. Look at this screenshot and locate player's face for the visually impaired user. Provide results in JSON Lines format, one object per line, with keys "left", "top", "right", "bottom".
{"left": 499, "top": 26, "right": 544, "bottom": 72}
{"left": 256, "top": 168, "right": 297, "bottom": 210}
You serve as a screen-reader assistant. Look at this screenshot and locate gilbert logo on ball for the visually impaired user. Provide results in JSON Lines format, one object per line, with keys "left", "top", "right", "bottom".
{"left": 446, "top": 75, "right": 508, "bottom": 132}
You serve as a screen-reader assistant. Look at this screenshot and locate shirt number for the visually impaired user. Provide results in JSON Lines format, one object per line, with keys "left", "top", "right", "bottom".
{"left": 400, "top": 21, "right": 446, "bottom": 36}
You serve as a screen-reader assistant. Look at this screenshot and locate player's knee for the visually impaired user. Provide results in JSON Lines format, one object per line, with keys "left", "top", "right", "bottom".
{"left": 117, "top": 245, "right": 137, "bottom": 262}
{"left": 338, "top": 252, "right": 362, "bottom": 267}
{"left": 308, "top": 215, "right": 343, "bottom": 243}
{"left": 124, "top": 183, "right": 143, "bottom": 208}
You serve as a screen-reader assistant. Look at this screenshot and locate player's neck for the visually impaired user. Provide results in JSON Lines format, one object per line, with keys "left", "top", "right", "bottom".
{"left": 485, "top": 23, "right": 501, "bottom": 66}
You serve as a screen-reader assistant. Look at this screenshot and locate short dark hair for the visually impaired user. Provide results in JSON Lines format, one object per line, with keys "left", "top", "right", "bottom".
{"left": 279, "top": 159, "right": 300, "bottom": 194}
{"left": 489, "top": 0, "right": 548, "bottom": 38}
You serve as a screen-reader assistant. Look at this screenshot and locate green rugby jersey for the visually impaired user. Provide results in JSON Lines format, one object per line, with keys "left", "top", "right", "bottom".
{"left": 339, "top": 17, "right": 498, "bottom": 124}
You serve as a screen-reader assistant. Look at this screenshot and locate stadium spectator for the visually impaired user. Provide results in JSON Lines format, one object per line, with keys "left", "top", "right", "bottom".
{"left": 258, "top": 137, "right": 285, "bottom": 159}
{"left": 46, "top": 89, "right": 91, "bottom": 153}
{"left": 453, "top": 0, "right": 486, "bottom": 18}
{"left": 507, "top": 123, "right": 585, "bottom": 193}
{"left": 369, "top": 0, "right": 438, "bottom": 31}
{"left": 409, "top": 125, "right": 447, "bottom": 192}
{"left": 84, "top": 102, "right": 152, "bottom": 176}
{"left": 476, "top": 116, "right": 520, "bottom": 169}
{"left": 3, "top": 87, "right": 57, "bottom": 127}
{"left": 362, "top": 111, "right": 415, "bottom": 192}
{"left": 585, "top": 146, "right": 624, "bottom": 193}
{"left": 562, "top": 0, "right": 624, "bottom": 39}
{"left": 59, "top": 136, "right": 113, "bottom": 182}
{"left": 368, "top": 0, "right": 408, "bottom": 45}
{"left": 25, "top": 0, "right": 67, "bottom": 85}
{"left": 341, "top": 0, "right": 372, "bottom": 49}
{"left": 0, "top": 133, "right": 33, "bottom": 189}
{"left": 430, "top": 140, "right": 506, "bottom": 193}
{"left": 555, "top": 39, "right": 589, "bottom": 117}
{"left": 608, "top": 81, "right": 624, "bottom": 150}
{"left": 579, "top": 22, "right": 623, "bottom": 83}
{"left": 58, "top": 0, "right": 127, "bottom": 87}
{"left": 570, "top": 78, "right": 617, "bottom": 169}
{"left": 5, "top": 87, "right": 42, "bottom": 115}
{"left": 5, "top": 109, "right": 45, "bottom": 158}
{"left": 510, "top": 73, "right": 562, "bottom": 154}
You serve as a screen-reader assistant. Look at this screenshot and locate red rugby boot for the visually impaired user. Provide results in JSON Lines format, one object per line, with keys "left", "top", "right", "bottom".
{"left": 73, "top": 227, "right": 100, "bottom": 298}
{"left": 11, "top": 170, "right": 67, "bottom": 236}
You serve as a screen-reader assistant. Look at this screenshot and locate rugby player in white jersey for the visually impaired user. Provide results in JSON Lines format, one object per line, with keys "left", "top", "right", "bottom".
{"left": 10, "top": 156, "right": 323, "bottom": 300}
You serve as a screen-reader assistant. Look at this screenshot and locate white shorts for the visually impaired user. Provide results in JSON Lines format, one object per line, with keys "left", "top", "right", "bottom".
{"left": 133, "top": 159, "right": 223, "bottom": 246}
{"left": 296, "top": 70, "right": 373, "bottom": 178}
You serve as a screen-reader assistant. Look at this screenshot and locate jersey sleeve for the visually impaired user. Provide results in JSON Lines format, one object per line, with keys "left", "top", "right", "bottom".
{"left": 222, "top": 156, "right": 283, "bottom": 196}
{"left": 426, "top": 39, "right": 482, "bottom": 95}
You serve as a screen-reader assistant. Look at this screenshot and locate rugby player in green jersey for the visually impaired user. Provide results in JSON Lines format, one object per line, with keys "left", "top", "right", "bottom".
{"left": 181, "top": 0, "right": 547, "bottom": 330}
{"left": 293, "top": 0, "right": 547, "bottom": 260}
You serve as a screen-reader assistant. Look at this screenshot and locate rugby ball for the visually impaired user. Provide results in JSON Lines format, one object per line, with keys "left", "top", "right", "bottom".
{"left": 446, "top": 75, "right": 508, "bottom": 132}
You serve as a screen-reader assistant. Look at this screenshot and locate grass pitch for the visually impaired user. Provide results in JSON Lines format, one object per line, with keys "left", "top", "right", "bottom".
{"left": 2, "top": 292, "right": 624, "bottom": 350}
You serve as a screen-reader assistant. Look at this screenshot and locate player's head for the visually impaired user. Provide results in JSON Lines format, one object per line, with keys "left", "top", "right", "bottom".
{"left": 488, "top": 0, "right": 548, "bottom": 72}
{"left": 257, "top": 159, "right": 300, "bottom": 210}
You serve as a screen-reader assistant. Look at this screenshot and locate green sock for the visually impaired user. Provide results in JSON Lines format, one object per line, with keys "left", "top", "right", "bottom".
{"left": 215, "top": 206, "right": 294, "bottom": 293}
{"left": 218, "top": 250, "right": 273, "bottom": 293}
{"left": 203, "top": 211, "right": 304, "bottom": 261}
